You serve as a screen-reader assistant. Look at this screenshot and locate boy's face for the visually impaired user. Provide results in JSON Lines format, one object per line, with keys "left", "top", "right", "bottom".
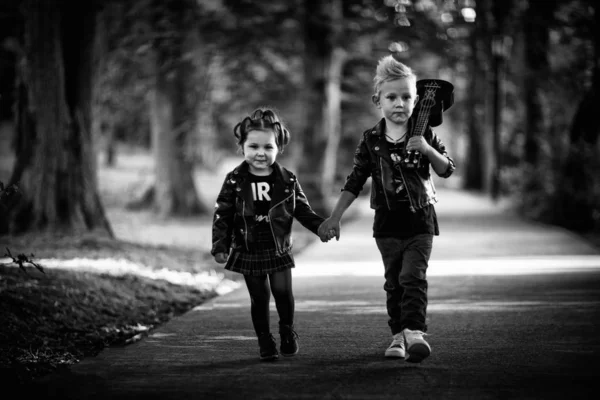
{"left": 373, "top": 78, "right": 419, "bottom": 126}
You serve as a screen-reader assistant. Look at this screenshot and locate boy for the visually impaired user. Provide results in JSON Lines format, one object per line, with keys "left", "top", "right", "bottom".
{"left": 318, "top": 55, "right": 455, "bottom": 362}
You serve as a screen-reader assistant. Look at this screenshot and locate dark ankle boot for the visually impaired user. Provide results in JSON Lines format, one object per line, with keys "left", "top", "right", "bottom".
{"left": 279, "top": 324, "right": 299, "bottom": 356}
{"left": 257, "top": 332, "right": 278, "bottom": 361}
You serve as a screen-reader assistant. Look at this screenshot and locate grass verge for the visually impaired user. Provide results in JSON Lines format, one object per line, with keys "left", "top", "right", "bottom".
{"left": 0, "top": 235, "right": 220, "bottom": 386}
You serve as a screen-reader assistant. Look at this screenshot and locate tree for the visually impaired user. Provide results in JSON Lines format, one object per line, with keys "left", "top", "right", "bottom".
{"left": 463, "top": 14, "right": 486, "bottom": 191}
{"left": 523, "top": 0, "right": 555, "bottom": 166}
{"left": 552, "top": 0, "right": 600, "bottom": 232}
{"left": 295, "top": 0, "right": 333, "bottom": 214}
{"left": 92, "top": 2, "right": 123, "bottom": 167}
{"left": 125, "top": 0, "right": 207, "bottom": 217}
{"left": 3, "top": 0, "right": 112, "bottom": 236}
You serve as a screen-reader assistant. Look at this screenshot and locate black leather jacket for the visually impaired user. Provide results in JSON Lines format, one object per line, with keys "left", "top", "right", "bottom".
{"left": 342, "top": 118, "right": 456, "bottom": 212}
{"left": 211, "top": 161, "right": 324, "bottom": 256}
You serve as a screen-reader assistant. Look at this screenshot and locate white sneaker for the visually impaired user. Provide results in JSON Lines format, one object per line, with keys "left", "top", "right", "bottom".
{"left": 384, "top": 333, "right": 405, "bottom": 358}
{"left": 403, "top": 328, "right": 431, "bottom": 363}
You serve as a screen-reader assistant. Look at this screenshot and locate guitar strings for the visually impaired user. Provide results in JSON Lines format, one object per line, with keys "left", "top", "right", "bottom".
{"left": 413, "top": 86, "right": 436, "bottom": 138}
{"left": 404, "top": 82, "right": 441, "bottom": 164}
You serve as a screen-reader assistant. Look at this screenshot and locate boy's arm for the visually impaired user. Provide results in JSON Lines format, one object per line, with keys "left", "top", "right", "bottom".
{"left": 428, "top": 131, "right": 456, "bottom": 178}
{"left": 318, "top": 134, "right": 371, "bottom": 241}
{"left": 342, "top": 135, "right": 372, "bottom": 197}
{"left": 409, "top": 129, "right": 456, "bottom": 178}
{"left": 425, "top": 145, "right": 452, "bottom": 176}
{"left": 318, "top": 190, "right": 356, "bottom": 241}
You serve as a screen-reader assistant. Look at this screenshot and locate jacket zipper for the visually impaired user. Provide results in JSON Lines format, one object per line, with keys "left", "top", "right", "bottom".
{"left": 380, "top": 158, "right": 392, "bottom": 210}
{"left": 397, "top": 166, "right": 416, "bottom": 212}
{"left": 241, "top": 199, "right": 250, "bottom": 250}
{"left": 268, "top": 191, "right": 294, "bottom": 254}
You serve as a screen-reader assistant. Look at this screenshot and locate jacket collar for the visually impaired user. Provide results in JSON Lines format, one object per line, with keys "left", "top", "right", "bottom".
{"left": 369, "top": 118, "right": 386, "bottom": 136}
{"left": 368, "top": 118, "right": 416, "bottom": 166}
{"left": 368, "top": 118, "right": 414, "bottom": 137}
{"left": 232, "top": 160, "right": 292, "bottom": 183}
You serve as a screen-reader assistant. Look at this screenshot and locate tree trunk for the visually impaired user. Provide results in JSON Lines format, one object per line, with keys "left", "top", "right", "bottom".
{"left": 319, "top": 0, "right": 346, "bottom": 200}
{"left": 523, "top": 0, "right": 554, "bottom": 165}
{"left": 149, "top": 11, "right": 208, "bottom": 217}
{"left": 3, "top": 0, "right": 112, "bottom": 236}
{"left": 321, "top": 46, "right": 346, "bottom": 197}
{"left": 469, "top": 0, "right": 497, "bottom": 195}
{"left": 464, "top": 5, "right": 486, "bottom": 191}
{"left": 92, "top": 5, "right": 117, "bottom": 167}
{"left": 147, "top": 65, "right": 207, "bottom": 217}
{"left": 489, "top": 0, "right": 515, "bottom": 200}
{"left": 191, "top": 44, "right": 221, "bottom": 169}
{"left": 553, "top": 2, "right": 600, "bottom": 232}
{"left": 104, "top": 123, "right": 116, "bottom": 167}
{"left": 569, "top": 0, "right": 600, "bottom": 147}
{"left": 297, "top": 0, "right": 333, "bottom": 216}
{"left": 131, "top": 0, "right": 207, "bottom": 217}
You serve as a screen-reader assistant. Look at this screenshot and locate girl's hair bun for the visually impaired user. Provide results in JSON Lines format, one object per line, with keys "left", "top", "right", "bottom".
{"left": 233, "top": 108, "right": 291, "bottom": 152}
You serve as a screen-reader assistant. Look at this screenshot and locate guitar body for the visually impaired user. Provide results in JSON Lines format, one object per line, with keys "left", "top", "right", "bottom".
{"left": 415, "top": 79, "right": 454, "bottom": 127}
{"left": 402, "top": 79, "right": 454, "bottom": 169}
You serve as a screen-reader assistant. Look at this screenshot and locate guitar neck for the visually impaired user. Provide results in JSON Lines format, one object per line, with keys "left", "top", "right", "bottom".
{"left": 411, "top": 113, "right": 429, "bottom": 137}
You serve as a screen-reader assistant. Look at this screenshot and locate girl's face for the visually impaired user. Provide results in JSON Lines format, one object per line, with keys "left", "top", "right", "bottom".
{"left": 374, "top": 78, "right": 419, "bottom": 127}
{"left": 243, "top": 129, "right": 278, "bottom": 175}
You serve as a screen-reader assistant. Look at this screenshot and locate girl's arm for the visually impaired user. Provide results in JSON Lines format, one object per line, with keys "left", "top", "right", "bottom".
{"left": 211, "top": 175, "right": 236, "bottom": 257}
{"left": 292, "top": 178, "right": 325, "bottom": 236}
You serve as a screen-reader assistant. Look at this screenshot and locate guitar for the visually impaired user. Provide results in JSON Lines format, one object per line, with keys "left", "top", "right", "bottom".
{"left": 402, "top": 79, "right": 454, "bottom": 169}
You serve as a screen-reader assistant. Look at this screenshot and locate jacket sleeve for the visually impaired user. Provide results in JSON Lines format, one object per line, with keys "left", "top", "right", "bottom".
{"left": 341, "top": 134, "right": 372, "bottom": 196}
{"left": 429, "top": 129, "right": 456, "bottom": 178}
{"left": 211, "top": 174, "right": 235, "bottom": 256}
{"left": 292, "top": 178, "right": 325, "bottom": 236}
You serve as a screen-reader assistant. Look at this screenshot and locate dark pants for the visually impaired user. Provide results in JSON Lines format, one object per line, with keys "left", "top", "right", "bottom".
{"left": 244, "top": 268, "right": 294, "bottom": 336}
{"left": 375, "top": 234, "right": 433, "bottom": 334}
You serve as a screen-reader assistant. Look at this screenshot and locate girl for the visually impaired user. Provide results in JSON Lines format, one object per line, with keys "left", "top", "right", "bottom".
{"left": 211, "top": 107, "right": 325, "bottom": 361}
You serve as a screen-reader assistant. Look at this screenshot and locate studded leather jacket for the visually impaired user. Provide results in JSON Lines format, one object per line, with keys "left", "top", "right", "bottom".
{"left": 342, "top": 118, "right": 456, "bottom": 212}
{"left": 211, "top": 161, "right": 324, "bottom": 256}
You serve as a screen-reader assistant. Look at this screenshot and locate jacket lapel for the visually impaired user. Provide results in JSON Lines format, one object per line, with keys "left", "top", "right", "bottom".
{"left": 370, "top": 119, "right": 394, "bottom": 166}
{"left": 270, "top": 162, "right": 293, "bottom": 207}
{"left": 232, "top": 162, "right": 254, "bottom": 216}
{"left": 370, "top": 118, "right": 416, "bottom": 168}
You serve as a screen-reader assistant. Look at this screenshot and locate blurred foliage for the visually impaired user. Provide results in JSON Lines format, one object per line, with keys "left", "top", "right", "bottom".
{"left": 0, "top": 0, "right": 598, "bottom": 235}
{"left": 499, "top": 0, "right": 599, "bottom": 235}
{"left": 93, "top": 0, "right": 462, "bottom": 160}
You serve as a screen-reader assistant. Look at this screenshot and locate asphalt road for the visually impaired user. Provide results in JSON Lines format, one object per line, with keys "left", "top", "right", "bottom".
{"left": 23, "top": 189, "right": 600, "bottom": 400}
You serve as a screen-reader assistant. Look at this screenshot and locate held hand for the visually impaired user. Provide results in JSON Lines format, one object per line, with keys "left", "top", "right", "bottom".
{"left": 406, "top": 136, "right": 431, "bottom": 156}
{"left": 214, "top": 253, "right": 228, "bottom": 264}
{"left": 318, "top": 218, "right": 341, "bottom": 242}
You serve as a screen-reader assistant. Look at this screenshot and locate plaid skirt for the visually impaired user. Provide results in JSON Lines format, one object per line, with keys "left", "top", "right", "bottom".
{"left": 225, "top": 230, "right": 295, "bottom": 276}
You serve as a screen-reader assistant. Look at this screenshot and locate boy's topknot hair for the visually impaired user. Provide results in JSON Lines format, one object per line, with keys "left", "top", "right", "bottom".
{"left": 373, "top": 55, "right": 417, "bottom": 97}
{"left": 233, "top": 107, "right": 291, "bottom": 153}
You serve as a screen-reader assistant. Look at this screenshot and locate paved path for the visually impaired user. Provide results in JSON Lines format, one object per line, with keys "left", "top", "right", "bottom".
{"left": 25, "top": 189, "right": 600, "bottom": 399}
